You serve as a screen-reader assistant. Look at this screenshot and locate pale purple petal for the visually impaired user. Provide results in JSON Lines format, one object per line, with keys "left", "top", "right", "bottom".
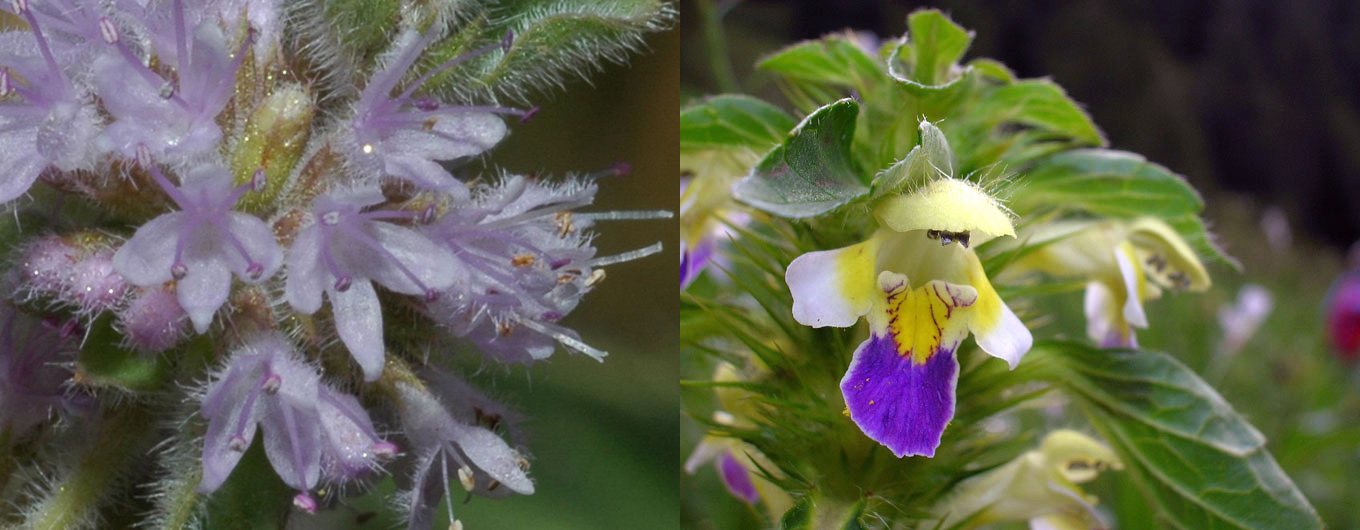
{"left": 177, "top": 260, "right": 232, "bottom": 333}
{"left": 225, "top": 211, "right": 283, "bottom": 282}
{"left": 285, "top": 225, "right": 325, "bottom": 314}
{"left": 451, "top": 423, "right": 534, "bottom": 495}
{"left": 357, "top": 222, "right": 457, "bottom": 295}
{"left": 388, "top": 113, "right": 506, "bottom": 161}
{"left": 260, "top": 390, "right": 322, "bottom": 491}
{"left": 200, "top": 358, "right": 264, "bottom": 492}
{"left": 383, "top": 154, "right": 470, "bottom": 197}
{"left": 113, "top": 212, "right": 186, "bottom": 286}
{"left": 330, "top": 280, "right": 385, "bottom": 381}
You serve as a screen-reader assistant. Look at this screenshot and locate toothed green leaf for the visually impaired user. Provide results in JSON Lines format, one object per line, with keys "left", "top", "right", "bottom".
{"left": 758, "top": 35, "right": 885, "bottom": 90}
{"left": 733, "top": 99, "right": 868, "bottom": 218}
{"left": 681, "top": 95, "right": 796, "bottom": 152}
{"left": 1037, "top": 342, "right": 1323, "bottom": 530}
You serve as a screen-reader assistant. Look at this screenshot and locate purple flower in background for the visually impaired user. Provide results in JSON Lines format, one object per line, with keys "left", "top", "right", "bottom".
{"left": 198, "top": 334, "right": 322, "bottom": 509}
{"left": 112, "top": 149, "right": 281, "bottom": 332}
{"left": 683, "top": 442, "right": 761, "bottom": 505}
{"left": 285, "top": 186, "right": 458, "bottom": 381}
{"left": 93, "top": 0, "right": 253, "bottom": 161}
{"left": 0, "top": 0, "right": 104, "bottom": 202}
{"left": 317, "top": 385, "right": 397, "bottom": 482}
{"left": 396, "top": 383, "right": 533, "bottom": 530}
{"left": 0, "top": 304, "right": 86, "bottom": 437}
{"left": 1327, "top": 270, "right": 1360, "bottom": 363}
{"left": 342, "top": 29, "right": 530, "bottom": 197}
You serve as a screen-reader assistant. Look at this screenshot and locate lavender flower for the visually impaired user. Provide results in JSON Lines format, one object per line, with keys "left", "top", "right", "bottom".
{"left": 112, "top": 148, "right": 281, "bottom": 332}
{"left": 285, "top": 186, "right": 458, "bottom": 381}
{"left": 0, "top": 0, "right": 104, "bottom": 202}
{"left": 397, "top": 382, "right": 533, "bottom": 529}
{"left": 427, "top": 174, "right": 666, "bottom": 363}
{"left": 199, "top": 334, "right": 322, "bottom": 507}
{"left": 92, "top": 0, "right": 253, "bottom": 161}
{"left": 341, "top": 29, "right": 529, "bottom": 197}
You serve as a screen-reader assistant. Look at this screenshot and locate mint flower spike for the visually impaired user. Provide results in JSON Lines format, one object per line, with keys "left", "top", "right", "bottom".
{"left": 112, "top": 146, "right": 282, "bottom": 333}
{"left": 93, "top": 0, "right": 254, "bottom": 161}
{"left": 285, "top": 186, "right": 459, "bottom": 381}
{"left": 397, "top": 383, "right": 533, "bottom": 530}
{"left": 345, "top": 29, "right": 532, "bottom": 198}
{"left": 0, "top": 0, "right": 103, "bottom": 203}
{"left": 198, "top": 334, "right": 323, "bottom": 509}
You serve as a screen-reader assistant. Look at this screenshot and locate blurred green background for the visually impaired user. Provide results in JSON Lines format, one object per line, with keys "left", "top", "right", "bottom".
{"left": 680, "top": 2, "right": 1360, "bottom": 528}
{"left": 292, "top": 24, "right": 680, "bottom": 530}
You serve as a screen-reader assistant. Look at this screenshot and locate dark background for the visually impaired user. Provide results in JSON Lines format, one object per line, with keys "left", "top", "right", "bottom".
{"left": 681, "top": 0, "right": 1360, "bottom": 252}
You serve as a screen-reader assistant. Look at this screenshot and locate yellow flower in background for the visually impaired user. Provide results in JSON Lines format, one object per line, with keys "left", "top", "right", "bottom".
{"left": 1004, "top": 217, "right": 1210, "bottom": 347}
{"left": 930, "top": 429, "right": 1123, "bottom": 529}
{"left": 785, "top": 176, "right": 1032, "bottom": 457}
{"left": 680, "top": 150, "right": 755, "bottom": 288}
{"left": 683, "top": 363, "right": 793, "bottom": 517}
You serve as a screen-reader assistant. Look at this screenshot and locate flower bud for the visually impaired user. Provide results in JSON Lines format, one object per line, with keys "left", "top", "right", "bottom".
{"left": 230, "top": 84, "right": 314, "bottom": 213}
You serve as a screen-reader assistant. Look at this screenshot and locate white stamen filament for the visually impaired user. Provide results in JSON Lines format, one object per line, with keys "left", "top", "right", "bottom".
{"left": 590, "top": 242, "right": 664, "bottom": 267}
{"left": 573, "top": 210, "right": 674, "bottom": 221}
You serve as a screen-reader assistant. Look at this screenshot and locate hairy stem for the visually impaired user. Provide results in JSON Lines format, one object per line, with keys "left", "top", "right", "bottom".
{"left": 26, "top": 406, "right": 151, "bottom": 530}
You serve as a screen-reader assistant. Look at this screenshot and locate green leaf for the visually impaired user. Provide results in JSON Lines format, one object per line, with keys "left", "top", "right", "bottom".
{"left": 1008, "top": 148, "right": 1236, "bottom": 267}
{"left": 422, "top": 0, "right": 674, "bottom": 101}
{"left": 733, "top": 99, "right": 868, "bottom": 218}
{"left": 904, "top": 10, "right": 973, "bottom": 86}
{"left": 78, "top": 315, "right": 168, "bottom": 392}
{"left": 681, "top": 95, "right": 797, "bottom": 152}
{"left": 757, "top": 35, "right": 884, "bottom": 90}
{"left": 1036, "top": 341, "right": 1323, "bottom": 530}
{"left": 969, "top": 80, "right": 1105, "bottom": 146}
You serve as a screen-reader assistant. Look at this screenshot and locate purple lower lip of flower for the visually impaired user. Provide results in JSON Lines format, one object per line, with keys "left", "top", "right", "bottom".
{"left": 717, "top": 450, "right": 760, "bottom": 504}
{"left": 840, "top": 333, "right": 959, "bottom": 458}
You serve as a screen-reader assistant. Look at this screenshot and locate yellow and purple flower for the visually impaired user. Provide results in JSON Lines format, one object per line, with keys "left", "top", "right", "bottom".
{"left": 786, "top": 177, "right": 1032, "bottom": 457}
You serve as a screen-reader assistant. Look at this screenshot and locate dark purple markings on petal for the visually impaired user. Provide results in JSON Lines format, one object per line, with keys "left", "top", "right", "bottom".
{"left": 717, "top": 450, "right": 760, "bottom": 504}
{"left": 840, "top": 334, "right": 959, "bottom": 458}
